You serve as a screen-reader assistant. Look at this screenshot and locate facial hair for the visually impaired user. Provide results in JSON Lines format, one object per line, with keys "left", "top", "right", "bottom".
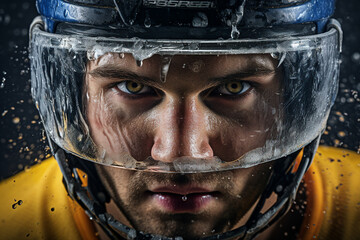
{"left": 97, "top": 166, "right": 271, "bottom": 239}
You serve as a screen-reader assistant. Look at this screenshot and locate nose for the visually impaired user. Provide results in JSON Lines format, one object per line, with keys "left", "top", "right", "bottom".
{"left": 151, "top": 96, "right": 214, "bottom": 162}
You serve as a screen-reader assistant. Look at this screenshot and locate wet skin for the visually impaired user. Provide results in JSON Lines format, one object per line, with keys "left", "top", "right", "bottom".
{"left": 85, "top": 53, "right": 282, "bottom": 238}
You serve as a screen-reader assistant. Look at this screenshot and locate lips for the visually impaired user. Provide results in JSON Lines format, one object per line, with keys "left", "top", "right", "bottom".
{"left": 149, "top": 186, "right": 218, "bottom": 213}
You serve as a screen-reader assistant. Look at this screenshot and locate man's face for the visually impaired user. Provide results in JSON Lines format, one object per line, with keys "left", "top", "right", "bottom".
{"left": 85, "top": 53, "right": 281, "bottom": 238}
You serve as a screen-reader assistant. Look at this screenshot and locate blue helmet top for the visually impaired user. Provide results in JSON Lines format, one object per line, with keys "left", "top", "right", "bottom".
{"left": 36, "top": 0, "right": 335, "bottom": 38}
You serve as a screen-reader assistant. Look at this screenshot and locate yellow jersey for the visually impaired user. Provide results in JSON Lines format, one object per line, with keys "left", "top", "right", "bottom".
{"left": 0, "top": 146, "right": 359, "bottom": 240}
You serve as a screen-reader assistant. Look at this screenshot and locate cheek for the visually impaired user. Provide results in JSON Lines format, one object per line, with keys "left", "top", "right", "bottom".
{"left": 231, "top": 163, "right": 273, "bottom": 197}
{"left": 107, "top": 168, "right": 133, "bottom": 199}
{"left": 96, "top": 165, "right": 137, "bottom": 226}
{"left": 87, "top": 96, "right": 157, "bottom": 161}
{"left": 208, "top": 114, "right": 272, "bottom": 162}
{"left": 205, "top": 86, "right": 280, "bottom": 130}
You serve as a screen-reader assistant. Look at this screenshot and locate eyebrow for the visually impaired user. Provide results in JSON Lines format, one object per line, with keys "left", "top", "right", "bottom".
{"left": 89, "top": 65, "right": 277, "bottom": 87}
{"left": 89, "top": 66, "right": 160, "bottom": 87}
{"left": 209, "top": 68, "right": 277, "bottom": 85}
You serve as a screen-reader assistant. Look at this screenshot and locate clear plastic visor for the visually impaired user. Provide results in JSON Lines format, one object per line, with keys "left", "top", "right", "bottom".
{"left": 30, "top": 24, "right": 341, "bottom": 173}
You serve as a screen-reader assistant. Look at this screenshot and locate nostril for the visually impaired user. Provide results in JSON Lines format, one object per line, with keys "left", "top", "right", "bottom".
{"left": 201, "top": 140, "right": 214, "bottom": 158}
{"left": 151, "top": 137, "right": 180, "bottom": 163}
{"left": 151, "top": 136, "right": 214, "bottom": 162}
{"left": 189, "top": 140, "right": 214, "bottom": 159}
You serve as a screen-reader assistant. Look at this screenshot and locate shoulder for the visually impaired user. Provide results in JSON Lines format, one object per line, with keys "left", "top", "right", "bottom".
{"left": 307, "top": 146, "right": 360, "bottom": 240}
{"left": 315, "top": 145, "right": 360, "bottom": 167}
{"left": 0, "top": 157, "right": 61, "bottom": 191}
{"left": 312, "top": 146, "right": 360, "bottom": 199}
{"left": 312, "top": 146, "right": 360, "bottom": 190}
{"left": 0, "top": 158, "right": 83, "bottom": 240}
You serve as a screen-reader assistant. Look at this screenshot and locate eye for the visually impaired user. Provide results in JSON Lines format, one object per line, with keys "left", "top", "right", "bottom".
{"left": 217, "top": 81, "right": 251, "bottom": 96}
{"left": 116, "top": 81, "right": 152, "bottom": 95}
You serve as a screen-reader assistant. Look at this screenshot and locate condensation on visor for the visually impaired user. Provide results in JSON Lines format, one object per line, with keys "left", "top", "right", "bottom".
{"left": 30, "top": 23, "right": 341, "bottom": 173}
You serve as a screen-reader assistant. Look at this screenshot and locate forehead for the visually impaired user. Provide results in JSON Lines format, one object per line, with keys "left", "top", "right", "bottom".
{"left": 87, "top": 53, "right": 278, "bottom": 80}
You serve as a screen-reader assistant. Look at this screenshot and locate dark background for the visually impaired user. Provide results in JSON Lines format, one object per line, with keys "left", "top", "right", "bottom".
{"left": 0, "top": 1, "right": 359, "bottom": 179}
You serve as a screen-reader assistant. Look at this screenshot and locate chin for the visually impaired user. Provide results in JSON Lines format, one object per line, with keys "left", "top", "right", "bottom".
{"left": 130, "top": 212, "right": 236, "bottom": 240}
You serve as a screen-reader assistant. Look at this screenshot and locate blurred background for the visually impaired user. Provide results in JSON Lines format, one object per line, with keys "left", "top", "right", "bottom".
{"left": 0, "top": 0, "right": 359, "bottom": 179}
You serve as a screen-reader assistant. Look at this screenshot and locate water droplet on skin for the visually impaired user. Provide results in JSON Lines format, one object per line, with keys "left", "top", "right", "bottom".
{"left": 136, "top": 60, "right": 143, "bottom": 67}
{"left": 182, "top": 195, "right": 187, "bottom": 201}
{"left": 190, "top": 60, "right": 204, "bottom": 73}
{"left": 160, "top": 56, "right": 173, "bottom": 82}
